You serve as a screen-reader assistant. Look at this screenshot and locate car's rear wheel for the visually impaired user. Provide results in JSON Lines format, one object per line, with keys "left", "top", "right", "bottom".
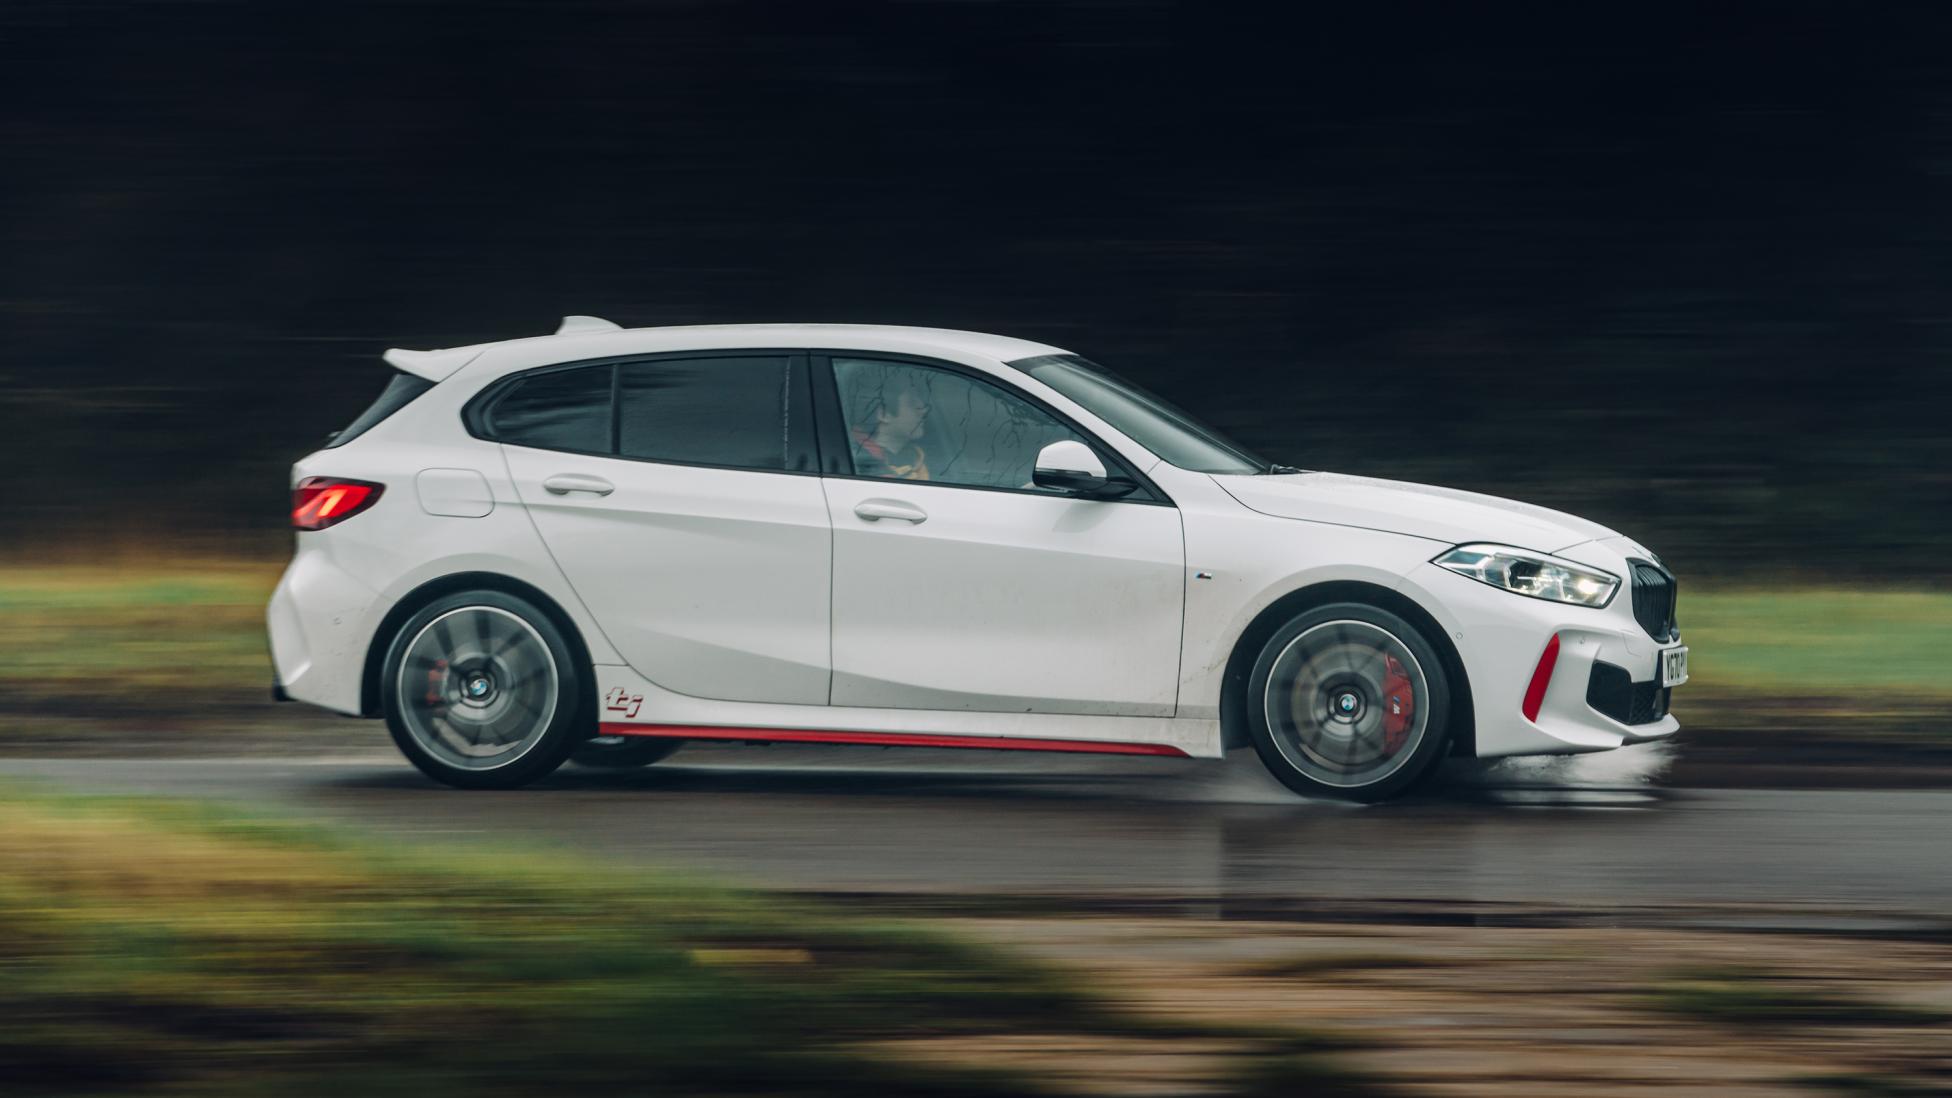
{"left": 570, "top": 734, "right": 682, "bottom": 769}
{"left": 381, "top": 590, "right": 585, "bottom": 789}
{"left": 1245, "top": 602, "right": 1452, "bottom": 803}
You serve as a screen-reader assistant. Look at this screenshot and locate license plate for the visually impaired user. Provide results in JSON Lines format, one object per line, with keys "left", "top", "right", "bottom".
{"left": 1660, "top": 646, "right": 1689, "bottom": 687}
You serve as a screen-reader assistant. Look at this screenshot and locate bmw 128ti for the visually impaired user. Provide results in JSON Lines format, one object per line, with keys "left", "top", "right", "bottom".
{"left": 268, "top": 319, "right": 1686, "bottom": 801}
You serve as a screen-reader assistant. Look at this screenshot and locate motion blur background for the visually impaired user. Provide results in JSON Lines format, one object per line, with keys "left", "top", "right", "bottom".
{"left": 6, "top": 1, "right": 1952, "bottom": 575}
{"left": 6, "top": 8, "right": 1952, "bottom": 1095}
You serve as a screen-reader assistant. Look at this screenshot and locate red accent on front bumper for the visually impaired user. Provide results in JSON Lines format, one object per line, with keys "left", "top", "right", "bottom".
{"left": 598, "top": 723, "right": 1190, "bottom": 757}
{"left": 1521, "top": 632, "right": 1562, "bottom": 723}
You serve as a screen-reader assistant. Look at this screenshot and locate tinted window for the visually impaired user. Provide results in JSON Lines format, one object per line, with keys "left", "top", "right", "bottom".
{"left": 831, "top": 357, "right": 1085, "bottom": 491}
{"left": 619, "top": 356, "right": 810, "bottom": 471}
{"left": 491, "top": 365, "right": 613, "bottom": 452}
{"left": 326, "top": 370, "right": 433, "bottom": 448}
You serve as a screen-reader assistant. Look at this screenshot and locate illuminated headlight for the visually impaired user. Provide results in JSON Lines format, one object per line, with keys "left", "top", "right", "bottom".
{"left": 1433, "top": 544, "right": 1620, "bottom": 607}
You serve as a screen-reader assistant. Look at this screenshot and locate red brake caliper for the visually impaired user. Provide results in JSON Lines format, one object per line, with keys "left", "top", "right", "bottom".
{"left": 425, "top": 658, "right": 447, "bottom": 707}
{"left": 1381, "top": 655, "right": 1416, "bottom": 755}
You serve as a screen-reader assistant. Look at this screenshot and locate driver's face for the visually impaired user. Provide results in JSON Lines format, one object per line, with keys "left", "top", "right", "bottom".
{"left": 882, "top": 388, "right": 929, "bottom": 442}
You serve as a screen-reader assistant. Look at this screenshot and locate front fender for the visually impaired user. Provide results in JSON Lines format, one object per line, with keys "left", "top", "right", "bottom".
{"left": 1177, "top": 511, "right": 1447, "bottom": 720}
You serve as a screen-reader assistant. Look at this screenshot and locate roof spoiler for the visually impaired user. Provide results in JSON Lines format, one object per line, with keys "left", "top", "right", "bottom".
{"left": 382, "top": 317, "right": 623, "bottom": 381}
{"left": 381, "top": 346, "right": 482, "bottom": 382}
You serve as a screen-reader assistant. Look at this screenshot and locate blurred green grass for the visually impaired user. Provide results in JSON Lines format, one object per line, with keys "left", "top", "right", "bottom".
{"left": 0, "top": 561, "right": 1946, "bottom": 728}
{"left": 1679, "top": 589, "right": 1952, "bottom": 696}
{"left": 0, "top": 786, "right": 1355, "bottom": 1097}
{"left": 0, "top": 562, "right": 281, "bottom": 715}
{"left": 1644, "top": 967, "right": 1949, "bottom": 1028}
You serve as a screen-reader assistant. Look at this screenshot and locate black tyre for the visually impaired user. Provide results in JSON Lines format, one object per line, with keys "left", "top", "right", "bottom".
{"left": 569, "top": 734, "right": 682, "bottom": 769}
{"left": 1245, "top": 602, "right": 1453, "bottom": 803}
{"left": 380, "top": 589, "right": 586, "bottom": 790}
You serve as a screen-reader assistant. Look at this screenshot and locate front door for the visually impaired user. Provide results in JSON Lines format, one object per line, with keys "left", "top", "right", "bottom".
{"left": 494, "top": 353, "right": 832, "bottom": 705}
{"left": 818, "top": 355, "right": 1184, "bottom": 716}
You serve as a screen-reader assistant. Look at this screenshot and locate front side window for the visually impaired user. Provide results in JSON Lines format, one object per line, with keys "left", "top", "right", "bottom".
{"left": 618, "top": 356, "right": 810, "bottom": 471}
{"left": 489, "top": 365, "right": 613, "bottom": 453}
{"left": 831, "top": 358, "right": 1087, "bottom": 491}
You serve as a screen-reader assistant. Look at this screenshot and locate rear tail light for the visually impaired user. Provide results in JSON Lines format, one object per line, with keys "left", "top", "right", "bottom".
{"left": 292, "top": 477, "right": 384, "bottom": 530}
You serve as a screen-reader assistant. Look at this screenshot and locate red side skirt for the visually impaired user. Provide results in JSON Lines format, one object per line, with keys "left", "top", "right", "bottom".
{"left": 598, "top": 723, "right": 1190, "bottom": 757}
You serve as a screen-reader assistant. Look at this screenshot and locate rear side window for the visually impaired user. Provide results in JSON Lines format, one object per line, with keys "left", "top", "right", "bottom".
{"left": 618, "top": 356, "right": 812, "bottom": 471}
{"left": 326, "top": 370, "right": 433, "bottom": 448}
{"left": 490, "top": 365, "right": 614, "bottom": 453}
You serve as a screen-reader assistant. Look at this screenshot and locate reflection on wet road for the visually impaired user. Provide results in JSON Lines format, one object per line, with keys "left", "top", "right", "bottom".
{"left": 4, "top": 744, "right": 1948, "bottom": 918}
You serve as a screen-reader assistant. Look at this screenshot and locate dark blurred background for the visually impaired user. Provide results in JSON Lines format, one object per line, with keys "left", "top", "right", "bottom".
{"left": 5, "top": 1, "right": 1950, "bottom": 576}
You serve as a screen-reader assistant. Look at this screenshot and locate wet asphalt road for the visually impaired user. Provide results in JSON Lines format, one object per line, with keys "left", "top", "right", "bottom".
{"left": 4, "top": 744, "right": 1949, "bottom": 921}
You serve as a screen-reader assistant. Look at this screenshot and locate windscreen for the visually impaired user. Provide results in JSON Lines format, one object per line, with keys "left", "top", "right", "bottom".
{"left": 325, "top": 370, "right": 434, "bottom": 448}
{"left": 1016, "top": 354, "right": 1267, "bottom": 474}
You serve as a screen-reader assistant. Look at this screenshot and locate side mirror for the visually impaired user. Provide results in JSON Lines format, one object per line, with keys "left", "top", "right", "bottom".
{"left": 1033, "top": 440, "right": 1135, "bottom": 498}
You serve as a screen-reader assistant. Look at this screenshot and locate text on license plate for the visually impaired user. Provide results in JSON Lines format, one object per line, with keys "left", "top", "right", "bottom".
{"left": 1660, "top": 646, "right": 1689, "bottom": 687}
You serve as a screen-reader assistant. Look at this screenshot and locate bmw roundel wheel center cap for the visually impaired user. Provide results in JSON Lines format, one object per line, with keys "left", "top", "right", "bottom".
{"left": 398, "top": 606, "right": 561, "bottom": 770}
{"left": 1326, "top": 685, "right": 1368, "bottom": 725}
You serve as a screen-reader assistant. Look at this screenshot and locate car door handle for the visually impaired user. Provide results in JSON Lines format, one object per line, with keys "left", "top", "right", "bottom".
{"left": 542, "top": 474, "right": 615, "bottom": 496}
{"left": 854, "top": 498, "right": 927, "bottom": 524}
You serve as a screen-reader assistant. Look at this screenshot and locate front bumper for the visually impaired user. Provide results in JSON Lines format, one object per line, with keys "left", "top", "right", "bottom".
{"left": 1401, "top": 556, "right": 1682, "bottom": 758}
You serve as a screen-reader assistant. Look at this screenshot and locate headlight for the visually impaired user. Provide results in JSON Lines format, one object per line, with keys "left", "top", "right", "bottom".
{"left": 1433, "top": 544, "right": 1619, "bottom": 607}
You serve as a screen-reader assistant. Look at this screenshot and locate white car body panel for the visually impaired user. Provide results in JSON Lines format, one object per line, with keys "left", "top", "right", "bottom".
{"left": 272, "top": 435, "right": 625, "bottom": 714}
{"left": 502, "top": 445, "right": 833, "bottom": 705}
{"left": 269, "top": 321, "right": 1683, "bottom": 773}
{"left": 1165, "top": 470, "right": 1456, "bottom": 722}
{"left": 1215, "top": 471, "right": 1619, "bottom": 554}
{"left": 821, "top": 475, "right": 1185, "bottom": 716}
{"left": 591, "top": 663, "right": 1221, "bottom": 757}
{"left": 413, "top": 468, "right": 495, "bottom": 518}
{"left": 1398, "top": 557, "right": 1679, "bottom": 755}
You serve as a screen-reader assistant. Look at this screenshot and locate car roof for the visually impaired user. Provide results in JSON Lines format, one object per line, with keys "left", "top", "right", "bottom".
{"left": 384, "top": 321, "right": 1073, "bottom": 382}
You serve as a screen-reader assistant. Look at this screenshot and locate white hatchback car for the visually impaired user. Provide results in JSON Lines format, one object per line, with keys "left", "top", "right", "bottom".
{"left": 268, "top": 319, "right": 1685, "bottom": 801}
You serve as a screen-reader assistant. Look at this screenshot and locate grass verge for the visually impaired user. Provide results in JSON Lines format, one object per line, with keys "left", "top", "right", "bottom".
{"left": 0, "top": 560, "right": 282, "bottom": 723}
{"left": 1644, "top": 968, "right": 1950, "bottom": 1029}
{"left": 0, "top": 559, "right": 1946, "bottom": 739}
{"left": 1674, "top": 588, "right": 1952, "bottom": 697}
{"left": 0, "top": 785, "right": 1373, "bottom": 1097}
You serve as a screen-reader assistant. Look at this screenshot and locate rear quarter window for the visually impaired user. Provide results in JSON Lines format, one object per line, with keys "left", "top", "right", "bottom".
{"left": 488, "top": 365, "right": 615, "bottom": 453}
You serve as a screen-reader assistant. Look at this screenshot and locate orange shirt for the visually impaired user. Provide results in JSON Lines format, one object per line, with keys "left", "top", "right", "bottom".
{"left": 851, "top": 428, "right": 930, "bottom": 481}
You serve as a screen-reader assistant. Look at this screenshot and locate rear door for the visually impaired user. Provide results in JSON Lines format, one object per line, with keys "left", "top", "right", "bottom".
{"left": 816, "top": 354, "right": 1185, "bottom": 717}
{"left": 492, "top": 352, "right": 833, "bottom": 705}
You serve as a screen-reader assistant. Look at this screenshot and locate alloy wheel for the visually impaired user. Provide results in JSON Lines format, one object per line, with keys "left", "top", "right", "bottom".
{"left": 1261, "top": 619, "right": 1431, "bottom": 790}
{"left": 395, "top": 605, "right": 560, "bottom": 772}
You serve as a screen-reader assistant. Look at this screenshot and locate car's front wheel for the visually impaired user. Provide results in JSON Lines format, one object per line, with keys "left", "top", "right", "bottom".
{"left": 1245, "top": 602, "right": 1452, "bottom": 803}
{"left": 381, "top": 590, "right": 585, "bottom": 790}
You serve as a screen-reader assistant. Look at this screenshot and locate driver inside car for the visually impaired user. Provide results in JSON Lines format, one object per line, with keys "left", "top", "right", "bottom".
{"left": 850, "top": 375, "right": 932, "bottom": 480}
